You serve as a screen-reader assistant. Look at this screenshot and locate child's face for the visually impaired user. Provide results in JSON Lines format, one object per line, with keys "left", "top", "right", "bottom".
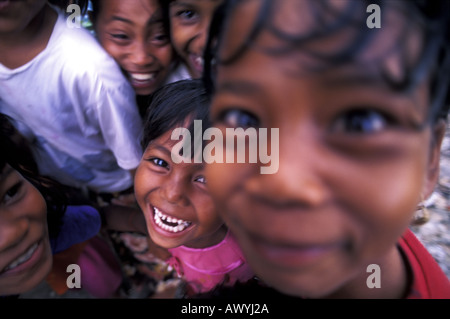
{"left": 169, "top": 0, "right": 223, "bottom": 78}
{"left": 0, "top": 0, "right": 47, "bottom": 35}
{"left": 205, "top": 0, "right": 443, "bottom": 298}
{"left": 95, "top": 0, "right": 174, "bottom": 96}
{"left": 135, "top": 127, "right": 224, "bottom": 249}
{"left": 0, "top": 165, "right": 52, "bottom": 296}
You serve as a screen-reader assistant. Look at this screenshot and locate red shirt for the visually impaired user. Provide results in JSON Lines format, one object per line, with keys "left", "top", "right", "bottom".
{"left": 399, "top": 229, "right": 450, "bottom": 298}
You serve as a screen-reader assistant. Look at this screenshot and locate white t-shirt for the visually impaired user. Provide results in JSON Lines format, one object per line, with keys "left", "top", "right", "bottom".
{"left": 165, "top": 62, "right": 191, "bottom": 84}
{"left": 0, "top": 9, "right": 143, "bottom": 193}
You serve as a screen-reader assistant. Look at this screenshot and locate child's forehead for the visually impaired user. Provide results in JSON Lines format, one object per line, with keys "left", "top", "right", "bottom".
{"left": 146, "top": 129, "right": 183, "bottom": 151}
{"left": 171, "top": 0, "right": 223, "bottom": 5}
{"left": 220, "top": 0, "right": 421, "bottom": 70}
{"left": 100, "top": 0, "right": 162, "bottom": 18}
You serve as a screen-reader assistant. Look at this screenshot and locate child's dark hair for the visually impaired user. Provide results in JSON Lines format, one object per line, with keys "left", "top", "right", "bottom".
{"left": 158, "top": 0, "right": 174, "bottom": 39}
{"left": 204, "top": 0, "right": 450, "bottom": 124}
{"left": 141, "top": 79, "right": 211, "bottom": 151}
{"left": 90, "top": 0, "right": 168, "bottom": 28}
{"left": 49, "top": 0, "right": 90, "bottom": 14}
{"left": 88, "top": 0, "right": 101, "bottom": 25}
{"left": 0, "top": 114, "right": 66, "bottom": 238}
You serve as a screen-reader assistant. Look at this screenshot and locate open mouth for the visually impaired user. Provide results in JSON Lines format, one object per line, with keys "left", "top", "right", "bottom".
{"left": 153, "top": 206, "right": 192, "bottom": 233}
{"left": 189, "top": 54, "right": 204, "bottom": 75}
{"left": 1, "top": 242, "right": 39, "bottom": 274}
{"left": 127, "top": 72, "right": 158, "bottom": 88}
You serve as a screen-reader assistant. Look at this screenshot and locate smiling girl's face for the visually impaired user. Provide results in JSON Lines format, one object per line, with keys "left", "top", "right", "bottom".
{"left": 134, "top": 126, "right": 226, "bottom": 250}
{"left": 0, "top": 164, "right": 52, "bottom": 296}
{"left": 168, "top": 0, "right": 223, "bottom": 78}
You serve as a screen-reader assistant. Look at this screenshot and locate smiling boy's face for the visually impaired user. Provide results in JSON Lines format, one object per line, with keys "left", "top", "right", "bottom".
{"left": 0, "top": 165, "right": 52, "bottom": 296}
{"left": 205, "top": 0, "right": 445, "bottom": 298}
{"left": 95, "top": 0, "right": 174, "bottom": 96}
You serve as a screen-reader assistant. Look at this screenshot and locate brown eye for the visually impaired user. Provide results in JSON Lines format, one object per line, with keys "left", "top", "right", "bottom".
{"left": 112, "top": 33, "right": 128, "bottom": 40}
{"left": 149, "top": 158, "right": 169, "bottom": 169}
{"left": 218, "top": 109, "right": 260, "bottom": 129}
{"left": 2, "top": 182, "right": 24, "bottom": 205}
{"left": 194, "top": 175, "right": 206, "bottom": 184}
{"left": 109, "top": 32, "right": 131, "bottom": 45}
{"left": 174, "top": 9, "right": 199, "bottom": 24}
{"left": 333, "top": 109, "right": 388, "bottom": 134}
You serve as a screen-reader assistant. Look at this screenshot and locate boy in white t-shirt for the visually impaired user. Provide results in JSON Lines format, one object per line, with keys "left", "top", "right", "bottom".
{"left": 0, "top": 0, "right": 142, "bottom": 199}
{"left": 0, "top": 0, "right": 144, "bottom": 297}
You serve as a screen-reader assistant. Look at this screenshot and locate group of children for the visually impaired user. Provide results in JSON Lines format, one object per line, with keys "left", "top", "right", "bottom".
{"left": 1, "top": 0, "right": 450, "bottom": 299}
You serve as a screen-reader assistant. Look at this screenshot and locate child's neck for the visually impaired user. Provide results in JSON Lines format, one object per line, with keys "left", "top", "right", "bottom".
{"left": 0, "top": 4, "right": 57, "bottom": 69}
{"left": 326, "top": 246, "right": 410, "bottom": 299}
{"left": 184, "top": 225, "right": 228, "bottom": 249}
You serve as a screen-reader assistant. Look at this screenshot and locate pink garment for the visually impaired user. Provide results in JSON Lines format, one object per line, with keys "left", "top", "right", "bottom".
{"left": 78, "top": 236, "right": 123, "bottom": 298}
{"left": 167, "top": 231, "right": 254, "bottom": 294}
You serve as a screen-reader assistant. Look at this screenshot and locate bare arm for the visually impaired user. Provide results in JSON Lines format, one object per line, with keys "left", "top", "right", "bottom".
{"left": 101, "top": 204, "right": 148, "bottom": 234}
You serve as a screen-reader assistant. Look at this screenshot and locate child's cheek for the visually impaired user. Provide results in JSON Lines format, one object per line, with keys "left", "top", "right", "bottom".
{"left": 205, "top": 162, "right": 244, "bottom": 202}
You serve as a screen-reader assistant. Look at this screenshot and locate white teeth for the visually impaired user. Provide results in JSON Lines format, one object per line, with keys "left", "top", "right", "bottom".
{"left": 130, "top": 73, "right": 155, "bottom": 81}
{"left": 4, "top": 243, "right": 38, "bottom": 272}
{"left": 195, "top": 56, "right": 204, "bottom": 67}
{"left": 153, "top": 207, "right": 191, "bottom": 233}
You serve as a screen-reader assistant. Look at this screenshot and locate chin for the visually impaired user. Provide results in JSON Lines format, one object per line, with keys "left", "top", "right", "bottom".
{"left": 135, "top": 87, "right": 156, "bottom": 96}
{"left": 254, "top": 264, "right": 349, "bottom": 299}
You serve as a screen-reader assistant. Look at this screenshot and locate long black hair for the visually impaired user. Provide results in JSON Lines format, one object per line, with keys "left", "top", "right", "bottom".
{"left": 204, "top": 0, "right": 450, "bottom": 124}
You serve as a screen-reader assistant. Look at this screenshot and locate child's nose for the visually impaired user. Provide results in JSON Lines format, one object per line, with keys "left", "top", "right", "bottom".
{"left": 246, "top": 136, "right": 328, "bottom": 208}
{"left": 160, "top": 180, "right": 189, "bottom": 207}
{"left": 130, "top": 42, "right": 155, "bottom": 67}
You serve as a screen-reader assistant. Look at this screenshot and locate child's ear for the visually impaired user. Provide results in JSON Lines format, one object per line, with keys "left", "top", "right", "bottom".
{"left": 423, "top": 119, "right": 447, "bottom": 198}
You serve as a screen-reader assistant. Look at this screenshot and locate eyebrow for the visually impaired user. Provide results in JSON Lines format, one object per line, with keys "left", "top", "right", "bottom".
{"left": 215, "top": 80, "right": 262, "bottom": 97}
{"left": 170, "top": 1, "right": 197, "bottom": 8}
{"left": 172, "top": 0, "right": 222, "bottom": 5}
{"left": 319, "top": 68, "right": 421, "bottom": 102}
{"left": 145, "top": 144, "right": 172, "bottom": 157}
{"left": 320, "top": 70, "right": 386, "bottom": 89}
{"left": 217, "top": 70, "right": 388, "bottom": 96}
{"left": 108, "top": 13, "right": 163, "bottom": 26}
{"left": 109, "top": 15, "right": 133, "bottom": 25}
{"left": 0, "top": 165, "right": 14, "bottom": 180}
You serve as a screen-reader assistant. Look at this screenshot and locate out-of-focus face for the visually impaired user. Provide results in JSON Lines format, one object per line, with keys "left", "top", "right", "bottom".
{"left": 0, "top": 165, "right": 52, "bottom": 296}
{"left": 134, "top": 128, "right": 225, "bottom": 249}
{"left": 95, "top": 0, "right": 174, "bottom": 96}
{"left": 206, "top": 0, "right": 443, "bottom": 298}
{"left": 169, "top": 0, "right": 223, "bottom": 78}
{"left": 0, "top": 0, "right": 47, "bottom": 34}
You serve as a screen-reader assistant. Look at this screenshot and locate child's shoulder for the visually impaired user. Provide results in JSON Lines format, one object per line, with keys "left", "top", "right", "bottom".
{"left": 399, "top": 229, "right": 450, "bottom": 298}
{"left": 40, "top": 11, "right": 131, "bottom": 93}
{"left": 52, "top": 15, "right": 108, "bottom": 60}
{"left": 165, "top": 62, "right": 192, "bottom": 85}
{"left": 47, "top": 10, "right": 120, "bottom": 74}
